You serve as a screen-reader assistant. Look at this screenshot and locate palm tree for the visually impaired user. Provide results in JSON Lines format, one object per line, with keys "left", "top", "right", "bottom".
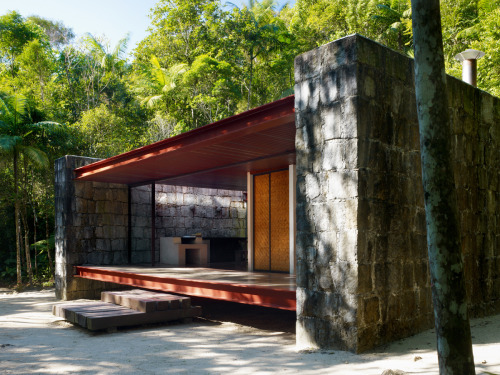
{"left": 0, "top": 93, "right": 59, "bottom": 285}
{"left": 136, "top": 55, "right": 188, "bottom": 108}
{"left": 81, "top": 33, "right": 130, "bottom": 108}
{"left": 83, "top": 33, "right": 129, "bottom": 73}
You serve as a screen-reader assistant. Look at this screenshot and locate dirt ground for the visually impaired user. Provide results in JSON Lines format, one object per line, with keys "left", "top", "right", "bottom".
{"left": 1, "top": 289, "right": 499, "bottom": 375}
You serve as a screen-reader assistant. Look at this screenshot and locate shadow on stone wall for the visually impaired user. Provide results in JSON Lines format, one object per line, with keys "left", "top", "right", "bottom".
{"left": 295, "top": 34, "right": 500, "bottom": 353}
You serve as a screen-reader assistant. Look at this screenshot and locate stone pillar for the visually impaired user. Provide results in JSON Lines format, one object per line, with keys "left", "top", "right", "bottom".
{"left": 295, "top": 34, "right": 500, "bottom": 352}
{"left": 295, "top": 35, "right": 361, "bottom": 352}
{"left": 55, "top": 155, "right": 129, "bottom": 300}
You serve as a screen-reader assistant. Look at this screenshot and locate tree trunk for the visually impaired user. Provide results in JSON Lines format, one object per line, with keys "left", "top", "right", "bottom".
{"left": 247, "top": 48, "right": 254, "bottom": 110}
{"left": 33, "top": 208, "right": 38, "bottom": 277}
{"left": 22, "top": 211, "right": 33, "bottom": 286}
{"left": 14, "top": 154, "right": 22, "bottom": 285}
{"left": 21, "top": 159, "right": 33, "bottom": 285}
{"left": 410, "top": 1, "right": 475, "bottom": 374}
{"left": 45, "top": 205, "right": 54, "bottom": 276}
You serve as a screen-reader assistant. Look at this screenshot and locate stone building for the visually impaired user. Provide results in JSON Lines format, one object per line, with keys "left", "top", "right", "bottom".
{"left": 55, "top": 35, "right": 500, "bottom": 352}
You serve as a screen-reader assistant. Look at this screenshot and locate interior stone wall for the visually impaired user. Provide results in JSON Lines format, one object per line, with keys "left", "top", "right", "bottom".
{"left": 295, "top": 34, "right": 500, "bottom": 352}
{"left": 55, "top": 156, "right": 247, "bottom": 298}
{"left": 130, "top": 184, "right": 246, "bottom": 263}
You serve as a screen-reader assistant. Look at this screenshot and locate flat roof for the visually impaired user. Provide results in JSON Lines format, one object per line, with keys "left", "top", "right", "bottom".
{"left": 74, "top": 96, "right": 295, "bottom": 190}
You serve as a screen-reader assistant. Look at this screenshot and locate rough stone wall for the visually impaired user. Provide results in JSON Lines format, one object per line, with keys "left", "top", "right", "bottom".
{"left": 355, "top": 36, "right": 500, "bottom": 348}
{"left": 295, "top": 34, "right": 500, "bottom": 352}
{"left": 354, "top": 37, "right": 431, "bottom": 351}
{"left": 448, "top": 77, "right": 500, "bottom": 316}
{"left": 131, "top": 184, "right": 246, "bottom": 263}
{"left": 55, "top": 155, "right": 129, "bottom": 300}
{"left": 295, "top": 35, "right": 361, "bottom": 351}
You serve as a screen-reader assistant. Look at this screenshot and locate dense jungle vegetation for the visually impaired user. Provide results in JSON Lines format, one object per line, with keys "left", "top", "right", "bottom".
{"left": 1, "top": 0, "right": 499, "bottom": 286}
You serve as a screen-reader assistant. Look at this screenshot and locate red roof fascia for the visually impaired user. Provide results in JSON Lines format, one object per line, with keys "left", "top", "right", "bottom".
{"left": 74, "top": 95, "right": 295, "bottom": 181}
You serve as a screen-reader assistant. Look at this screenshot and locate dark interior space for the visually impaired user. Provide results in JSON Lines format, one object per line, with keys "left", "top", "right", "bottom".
{"left": 207, "top": 237, "right": 247, "bottom": 264}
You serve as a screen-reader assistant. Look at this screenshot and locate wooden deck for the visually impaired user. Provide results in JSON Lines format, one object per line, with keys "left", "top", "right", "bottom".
{"left": 74, "top": 265, "right": 296, "bottom": 311}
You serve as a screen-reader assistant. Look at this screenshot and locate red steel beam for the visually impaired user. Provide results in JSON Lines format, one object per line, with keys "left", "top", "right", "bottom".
{"left": 74, "top": 266, "right": 296, "bottom": 311}
{"left": 74, "top": 96, "right": 295, "bottom": 181}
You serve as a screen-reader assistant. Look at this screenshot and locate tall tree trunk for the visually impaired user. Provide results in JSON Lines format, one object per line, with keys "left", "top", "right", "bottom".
{"left": 22, "top": 159, "right": 33, "bottom": 285}
{"left": 14, "top": 154, "right": 22, "bottom": 285}
{"left": 44, "top": 189, "right": 54, "bottom": 276}
{"left": 410, "top": 1, "right": 475, "bottom": 374}
{"left": 45, "top": 211, "right": 53, "bottom": 275}
{"left": 33, "top": 208, "right": 38, "bottom": 277}
{"left": 247, "top": 48, "right": 254, "bottom": 110}
{"left": 21, "top": 211, "right": 33, "bottom": 286}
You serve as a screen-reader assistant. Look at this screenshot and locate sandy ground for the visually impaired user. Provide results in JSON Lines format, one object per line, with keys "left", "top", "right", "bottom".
{"left": 0, "top": 289, "right": 499, "bottom": 375}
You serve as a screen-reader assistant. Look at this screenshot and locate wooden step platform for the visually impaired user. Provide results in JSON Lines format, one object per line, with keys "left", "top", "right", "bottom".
{"left": 53, "top": 290, "right": 201, "bottom": 331}
{"left": 101, "top": 290, "right": 191, "bottom": 313}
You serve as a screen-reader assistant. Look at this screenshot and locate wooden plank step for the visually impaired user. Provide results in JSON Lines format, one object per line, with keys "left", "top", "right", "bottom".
{"left": 85, "top": 305, "right": 201, "bottom": 331}
{"left": 52, "top": 301, "right": 126, "bottom": 325}
{"left": 101, "top": 290, "right": 190, "bottom": 312}
{"left": 53, "top": 301, "right": 143, "bottom": 328}
{"left": 52, "top": 299, "right": 201, "bottom": 331}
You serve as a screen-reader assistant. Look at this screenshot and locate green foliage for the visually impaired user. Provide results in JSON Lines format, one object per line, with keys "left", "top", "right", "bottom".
{"left": 0, "top": 257, "right": 17, "bottom": 280}
{"left": 372, "top": 2, "right": 413, "bottom": 54}
{"left": 27, "top": 15, "right": 74, "bottom": 50}
{"left": 73, "top": 104, "right": 134, "bottom": 158}
{"left": 135, "top": 55, "right": 188, "bottom": 109}
{"left": 135, "top": 0, "right": 224, "bottom": 66}
{"left": 30, "top": 236, "right": 55, "bottom": 280}
{"left": 225, "top": 0, "right": 294, "bottom": 109}
{"left": 466, "top": 1, "right": 500, "bottom": 96}
{"left": 0, "top": 11, "right": 46, "bottom": 74}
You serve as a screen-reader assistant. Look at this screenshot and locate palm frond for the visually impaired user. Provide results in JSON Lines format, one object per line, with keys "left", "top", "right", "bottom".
{"left": 32, "top": 121, "right": 65, "bottom": 137}
{"left": 0, "top": 94, "right": 27, "bottom": 126}
{"left": 0, "top": 135, "right": 22, "bottom": 154}
{"left": 21, "top": 145, "right": 49, "bottom": 169}
{"left": 113, "top": 34, "right": 129, "bottom": 60}
{"left": 9, "top": 95, "right": 27, "bottom": 117}
{"left": 84, "top": 33, "right": 106, "bottom": 56}
{"left": 145, "top": 95, "right": 164, "bottom": 108}
{"left": 150, "top": 56, "right": 168, "bottom": 87}
{"left": 0, "top": 96, "right": 13, "bottom": 120}
{"left": 0, "top": 119, "right": 10, "bottom": 135}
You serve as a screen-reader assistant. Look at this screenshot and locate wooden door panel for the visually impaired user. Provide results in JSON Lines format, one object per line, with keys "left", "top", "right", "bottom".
{"left": 254, "top": 174, "right": 270, "bottom": 270}
{"left": 270, "top": 170, "right": 289, "bottom": 272}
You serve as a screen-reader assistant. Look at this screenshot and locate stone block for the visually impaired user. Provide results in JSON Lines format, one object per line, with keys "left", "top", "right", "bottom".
{"left": 402, "top": 262, "right": 415, "bottom": 290}
{"left": 330, "top": 260, "right": 357, "bottom": 292}
{"left": 310, "top": 202, "right": 337, "bottom": 232}
{"left": 96, "top": 239, "right": 110, "bottom": 251}
{"left": 327, "top": 170, "right": 358, "bottom": 199}
{"left": 357, "top": 263, "right": 372, "bottom": 293}
{"left": 316, "top": 231, "right": 336, "bottom": 266}
{"left": 338, "top": 64, "right": 358, "bottom": 98}
{"left": 294, "top": 47, "right": 321, "bottom": 83}
{"left": 111, "top": 239, "right": 125, "bottom": 251}
{"left": 362, "top": 296, "right": 380, "bottom": 326}
{"left": 337, "top": 230, "right": 358, "bottom": 263}
{"left": 319, "top": 70, "right": 339, "bottom": 105}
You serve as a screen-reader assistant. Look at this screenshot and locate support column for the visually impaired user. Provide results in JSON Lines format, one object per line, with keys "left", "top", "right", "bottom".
{"left": 128, "top": 186, "right": 132, "bottom": 264}
{"left": 289, "top": 164, "right": 296, "bottom": 275}
{"left": 247, "top": 172, "right": 254, "bottom": 271}
{"left": 151, "top": 182, "right": 156, "bottom": 266}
